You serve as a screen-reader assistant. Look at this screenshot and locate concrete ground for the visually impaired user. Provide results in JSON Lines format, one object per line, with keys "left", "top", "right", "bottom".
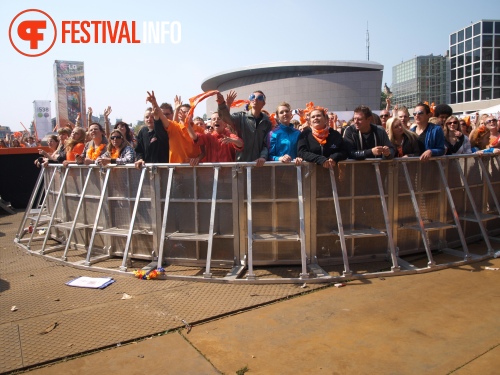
{"left": 1, "top": 210, "right": 500, "bottom": 375}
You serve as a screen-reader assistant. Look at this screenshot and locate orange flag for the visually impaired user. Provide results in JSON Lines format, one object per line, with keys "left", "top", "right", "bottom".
{"left": 185, "top": 90, "right": 218, "bottom": 125}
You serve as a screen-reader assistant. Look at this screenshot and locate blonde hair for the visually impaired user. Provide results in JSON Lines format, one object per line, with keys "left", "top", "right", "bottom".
{"left": 386, "top": 117, "right": 417, "bottom": 143}
{"left": 65, "top": 128, "right": 86, "bottom": 153}
{"left": 106, "top": 130, "right": 130, "bottom": 154}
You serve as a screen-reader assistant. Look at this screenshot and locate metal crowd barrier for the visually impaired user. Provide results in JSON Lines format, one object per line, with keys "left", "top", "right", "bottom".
{"left": 14, "top": 155, "right": 500, "bottom": 284}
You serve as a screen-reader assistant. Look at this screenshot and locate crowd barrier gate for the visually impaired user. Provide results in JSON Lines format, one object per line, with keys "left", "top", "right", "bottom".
{"left": 14, "top": 155, "right": 500, "bottom": 283}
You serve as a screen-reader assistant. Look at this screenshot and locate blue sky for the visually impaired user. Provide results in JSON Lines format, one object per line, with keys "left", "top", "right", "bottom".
{"left": 1, "top": 0, "right": 499, "bottom": 132}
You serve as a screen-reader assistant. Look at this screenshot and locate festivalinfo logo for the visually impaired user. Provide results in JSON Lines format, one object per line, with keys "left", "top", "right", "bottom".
{"left": 9, "top": 9, "right": 182, "bottom": 57}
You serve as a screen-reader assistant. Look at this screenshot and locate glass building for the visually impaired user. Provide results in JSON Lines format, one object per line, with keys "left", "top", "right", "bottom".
{"left": 391, "top": 55, "right": 447, "bottom": 109}
{"left": 449, "top": 20, "right": 500, "bottom": 104}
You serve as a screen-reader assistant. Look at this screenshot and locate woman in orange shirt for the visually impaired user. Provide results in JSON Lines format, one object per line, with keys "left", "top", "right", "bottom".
{"left": 63, "top": 127, "right": 86, "bottom": 167}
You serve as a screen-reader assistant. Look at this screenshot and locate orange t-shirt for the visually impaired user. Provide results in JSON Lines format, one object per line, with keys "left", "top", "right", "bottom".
{"left": 66, "top": 143, "right": 85, "bottom": 161}
{"left": 165, "top": 120, "right": 201, "bottom": 163}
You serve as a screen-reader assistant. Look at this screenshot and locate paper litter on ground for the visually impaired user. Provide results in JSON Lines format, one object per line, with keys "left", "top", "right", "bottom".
{"left": 66, "top": 276, "right": 115, "bottom": 289}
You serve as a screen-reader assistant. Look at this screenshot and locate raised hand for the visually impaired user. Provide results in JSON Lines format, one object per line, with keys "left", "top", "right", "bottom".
{"left": 174, "top": 95, "right": 182, "bottom": 109}
{"left": 146, "top": 91, "right": 159, "bottom": 108}
{"left": 226, "top": 90, "right": 237, "bottom": 108}
{"left": 104, "top": 106, "right": 112, "bottom": 118}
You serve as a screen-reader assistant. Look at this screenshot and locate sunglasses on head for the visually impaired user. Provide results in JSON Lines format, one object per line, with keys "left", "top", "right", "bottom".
{"left": 110, "top": 135, "right": 123, "bottom": 140}
{"left": 413, "top": 110, "right": 425, "bottom": 116}
{"left": 249, "top": 93, "right": 265, "bottom": 102}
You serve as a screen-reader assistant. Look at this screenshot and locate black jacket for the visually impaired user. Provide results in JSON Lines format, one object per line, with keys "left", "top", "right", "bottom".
{"left": 297, "top": 127, "right": 350, "bottom": 165}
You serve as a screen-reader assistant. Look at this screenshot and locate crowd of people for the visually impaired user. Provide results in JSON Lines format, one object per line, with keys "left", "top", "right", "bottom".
{"left": 4, "top": 90, "right": 500, "bottom": 171}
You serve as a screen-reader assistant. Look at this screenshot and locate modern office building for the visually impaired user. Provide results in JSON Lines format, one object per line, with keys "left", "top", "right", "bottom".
{"left": 391, "top": 54, "right": 448, "bottom": 109}
{"left": 202, "top": 61, "right": 383, "bottom": 116}
{"left": 449, "top": 20, "right": 500, "bottom": 111}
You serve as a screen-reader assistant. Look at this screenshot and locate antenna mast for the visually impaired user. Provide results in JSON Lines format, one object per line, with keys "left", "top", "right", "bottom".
{"left": 366, "top": 22, "right": 370, "bottom": 61}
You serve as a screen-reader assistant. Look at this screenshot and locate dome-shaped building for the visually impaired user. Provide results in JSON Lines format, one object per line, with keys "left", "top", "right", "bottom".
{"left": 201, "top": 60, "right": 384, "bottom": 115}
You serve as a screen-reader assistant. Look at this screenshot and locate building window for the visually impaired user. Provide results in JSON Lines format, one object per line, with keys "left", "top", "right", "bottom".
{"left": 473, "top": 22, "right": 481, "bottom": 36}
{"left": 465, "top": 64, "right": 472, "bottom": 77}
{"left": 450, "top": 33, "right": 457, "bottom": 45}
{"left": 473, "top": 62, "right": 480, "bottom": 75}
{"left": 473, "top": 36, "right": 481, "bottom": 49}
{"left": 458, "top": 79, "right": 464, "bottom": 91}
{"left": 451, "top": 45, "right": 457, "bottom": 57}
{"left": 465, "top": 52, "right": 473, "bottom": 64}
{"left": 481, "top": 88, "right": 491, "bottom": 100}
{"left": 473, "top": 49, "right": 481, "bottom": 62}
{"left": 458, "top": 29, "right": 465, "bottom": 42}
{"left": 465, "top": 77, "right": 472, "bottom": 89}
{"left": 483, "top": 48, "right": 493, "bottom": 60}
{"left": 495, "top": 48, "right": 500, "bottom": 61}
{"left": 483, "top": 35, "right": 493, "bottom": 47}
{"left": 458, "top": 42, "right": 464, "bottom": 54}
{"left": 465, "top": 39, "right": 472, "bottom": 52}
{"left": 494, "top": 75, "right": 500, "bottom": 86}
{"left": 465, "top": 90, "right": 472, "bottom": 102}
{"left": 458, "top": 54, "right": 464, "bottom": 66}
{"left": 482, "top": 74, "right": 492, "bottom": 86}
{"left": 473, "top": 89, "right": 480, "bottom": 101}
{"left": 451, "top": 57, "right": 456, "bottom": 69}
{"left": 483, "top": 62, "right": 493, "bottom": 73}
{"left": 494, "top": 88, "right": 500, "bottom": 99}
{"left": 451, "top": 93, "right": 456, "bottom": 104}
{"left": 458, "top": 92, "right": 464, "bottom": 102}
{"left": 473, "top": 75, "right": 480, "bottom": 87}
{"left": 483, "top": 21, "right": 493, "bottom": 33}
{"left": 466, "top": 26, "right": 473, "bottom": 39}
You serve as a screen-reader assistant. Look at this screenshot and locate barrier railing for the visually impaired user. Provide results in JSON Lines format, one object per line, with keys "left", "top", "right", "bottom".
{"left": 14, "top": 155, "right": 500, "bottom": 283}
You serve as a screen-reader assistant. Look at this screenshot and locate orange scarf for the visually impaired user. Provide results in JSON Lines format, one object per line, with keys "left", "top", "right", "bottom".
{"left": 110, "top": 148, "right": 120, "bottom": 159}
{"left": 87, "top": 143, "right": 106, "bottom": 160}
{"left": 312, "top": 127, "right": 329, "bottom": 145}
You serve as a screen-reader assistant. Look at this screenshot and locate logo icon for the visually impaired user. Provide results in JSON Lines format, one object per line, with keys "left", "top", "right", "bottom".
{"left": 9, "top": 9, "right": 57, "bottom": 57}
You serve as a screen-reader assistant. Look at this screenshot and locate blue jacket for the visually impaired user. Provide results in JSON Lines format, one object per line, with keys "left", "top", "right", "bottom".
{"left": 411, "top": 123, "right": 445, "bottom": 156}
{"left": 267, "top": 123, "right": 301, "bottom": 161}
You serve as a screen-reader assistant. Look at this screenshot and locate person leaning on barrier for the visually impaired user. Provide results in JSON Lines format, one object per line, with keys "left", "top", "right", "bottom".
{"left": 52, "top": 127, "right": 86, "bottom": 168}
{"left": 134, "top": 105, "right": 171, "bottom": 169}
{"left": 444, "top": 116, "right": 472, "bottom": 155}
{"left": 386, "top": 117, "right": 420, "bottom": 157}
{"left": 410, "top": 102, "right": 445, "bottom": 162}
{"left": 268, "top": 102, "right": 302, "bottom": 164}
{"left": 35, "top": 135, "right": 60, "bottom": 168}
{"left": 470, "top": 125, "right": 500, "bottom": 155}
{"left": 343, "top": 105, "right": 394, "bottom": 160}
{"left": 80, "top": 123, "right": 108, "bottom": 165}
{"left": 96, "top": 129, "right": 136, "bottom": 166}
{"left": 297, "top": 107, "right": 350, "bottom": 168}
{"left": 216, "top": 90, "right": 272, "bottom": 167}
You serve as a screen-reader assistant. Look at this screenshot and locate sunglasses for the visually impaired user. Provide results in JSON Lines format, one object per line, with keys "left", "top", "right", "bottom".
{"left": 380, "top": 114, "right": 390, "bottom": 118}
{"left": 447, "top": 121, "right": 459, "bottom": 125}
{"left": 110, "top": 135, "right": 123, "bottom": 140}
{"left": 249, "top": 93, "right": 265, "bottom": 102}
{"left": 486, "top": 119, "right": 498, "bottom": 124}
{"left": 206, "top": 126, "right": 214, "bottom": 130}
{"left": 413, "top": 111, "right": 425, "bottom": 116}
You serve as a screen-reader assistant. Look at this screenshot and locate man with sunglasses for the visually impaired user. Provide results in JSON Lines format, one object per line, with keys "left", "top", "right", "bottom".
{"left": 379, "top": 109, "right": 391, "bottom": 129}
{"left": 410, "top": 102, "right": 445, "bottom": 161}
{"left": 216, "top": 90, "right": 272, "bottom": 166}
